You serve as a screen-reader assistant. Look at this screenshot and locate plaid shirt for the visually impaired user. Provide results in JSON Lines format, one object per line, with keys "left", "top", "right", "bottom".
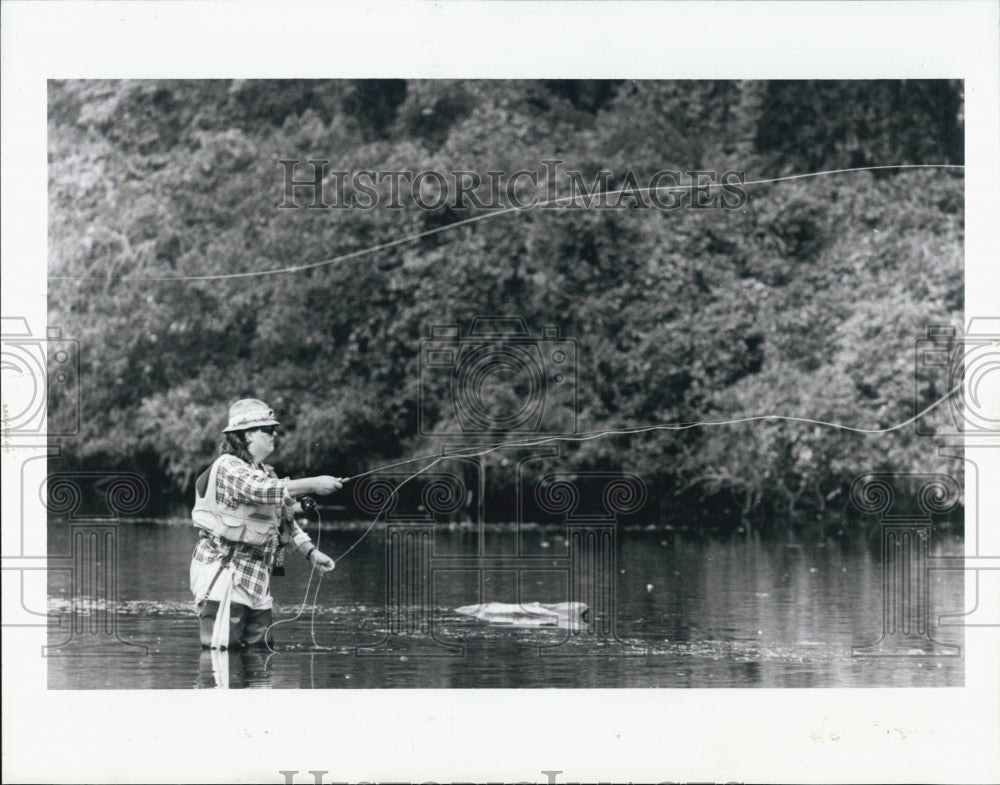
{"left": 192, "top": 455, "right": 310, "bottom": 598}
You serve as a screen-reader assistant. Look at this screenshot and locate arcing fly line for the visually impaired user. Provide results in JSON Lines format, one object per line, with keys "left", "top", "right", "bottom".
{"left": 332, "top": 379, "right": 963, "bottom": 561}
{"left": 264, "top": 499, "right": 335, "bottom": 653}
{"left": 258, "top": 381, "right": 963, "bottom": 652}
{"left": 262, "top": 453, "right": 456, "bottom": 653}
{"left": 168, "top": 160, "right": 961, "bottom": 650}
{"left": 48, "top": 164, "right": 963, "bottom": 283}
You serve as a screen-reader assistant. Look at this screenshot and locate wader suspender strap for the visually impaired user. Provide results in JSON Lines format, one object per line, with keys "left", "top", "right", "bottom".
{"left": 200, "top": 544, "right": 236, "bottom": 604}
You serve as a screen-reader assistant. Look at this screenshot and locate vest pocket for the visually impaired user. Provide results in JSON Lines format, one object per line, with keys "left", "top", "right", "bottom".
{"left": 216, "top": 515, "right": 273, "bottom": 545}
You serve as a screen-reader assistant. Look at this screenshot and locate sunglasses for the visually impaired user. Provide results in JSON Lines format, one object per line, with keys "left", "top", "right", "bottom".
{"left": 255, "top": 426, "right": 279, "bottom": 435}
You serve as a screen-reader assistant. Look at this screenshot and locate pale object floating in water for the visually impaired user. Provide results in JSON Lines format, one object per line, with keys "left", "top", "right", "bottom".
{"left": 454, "top": 601, "right": 589, "bottom": 628}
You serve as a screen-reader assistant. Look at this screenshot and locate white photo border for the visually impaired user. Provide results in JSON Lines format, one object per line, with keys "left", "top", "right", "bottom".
{"left": 2, "top": 2, "right": 998, "bottom": 783}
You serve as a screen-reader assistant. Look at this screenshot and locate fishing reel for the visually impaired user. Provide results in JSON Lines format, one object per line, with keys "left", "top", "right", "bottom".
{"left": 299, "top": 496, "right": 318, "bottom": 512}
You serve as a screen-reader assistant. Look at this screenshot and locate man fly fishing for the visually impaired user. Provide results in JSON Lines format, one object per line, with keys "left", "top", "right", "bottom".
{"left": 189, "top": 398, "right": 346, "bottom": 649}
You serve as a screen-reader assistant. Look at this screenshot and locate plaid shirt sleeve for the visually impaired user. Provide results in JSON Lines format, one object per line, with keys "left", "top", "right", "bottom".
{"left": 281, "top": 518, "right": 313, "bottom": 552}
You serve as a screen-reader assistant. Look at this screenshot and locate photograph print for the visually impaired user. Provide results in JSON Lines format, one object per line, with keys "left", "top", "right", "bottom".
{"left": 42, "top": 78, "right": 969, "bottom": 690}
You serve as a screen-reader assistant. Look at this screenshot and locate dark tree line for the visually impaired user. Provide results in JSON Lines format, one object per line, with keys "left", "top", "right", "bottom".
{"left": 48, "top": 79, "right": 964, "bottom": 528}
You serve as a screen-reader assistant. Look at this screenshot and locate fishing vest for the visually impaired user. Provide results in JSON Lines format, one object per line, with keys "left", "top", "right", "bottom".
{"left": 192, "top": 457, "right": 280, "bottom": 546}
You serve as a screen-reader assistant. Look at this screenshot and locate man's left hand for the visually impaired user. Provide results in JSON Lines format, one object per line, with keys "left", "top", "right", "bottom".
{"left": 312, "top": 550, "right": 335, "bottom": 573}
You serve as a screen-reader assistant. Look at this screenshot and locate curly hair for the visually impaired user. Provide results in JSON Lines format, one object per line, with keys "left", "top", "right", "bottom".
{"left": 219, "top": 430, "right": 255, "bottom": 464}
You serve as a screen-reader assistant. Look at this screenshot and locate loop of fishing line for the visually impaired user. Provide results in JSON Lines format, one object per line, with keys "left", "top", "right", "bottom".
{"left": 333, "top": 379, "right": 963, "bottom": 559}
{"left": 263, "top": 381, "right": 963, "bottom": 651}
{"left": 206, "top": 159, "right": 964, "bottom": 650}
{"left": 264, "top": 502, "right": 335, "bottom": 653}
{"left": 48, "top": 164, "right": 963, "bottom": 283}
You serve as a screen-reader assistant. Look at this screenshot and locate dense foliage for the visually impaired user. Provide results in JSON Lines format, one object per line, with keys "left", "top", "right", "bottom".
{"left": 48, "top": 79, "right": 964, "bottom": 526}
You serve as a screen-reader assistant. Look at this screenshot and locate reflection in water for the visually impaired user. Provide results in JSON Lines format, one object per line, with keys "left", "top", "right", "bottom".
{"left": 195, "top": 649, "right": 273, "bottom": 689}
{"left": 47, "top": 519, "right": 964, "bottom": 689}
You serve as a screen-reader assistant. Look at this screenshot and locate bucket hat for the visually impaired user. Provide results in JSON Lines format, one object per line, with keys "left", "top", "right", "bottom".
{"left": 222, "top": 399, "right": 280, "bottom": 433}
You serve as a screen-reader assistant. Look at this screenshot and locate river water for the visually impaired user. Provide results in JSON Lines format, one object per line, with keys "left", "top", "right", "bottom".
{"left": 47, "top": 518, "right": 964, "bottom": 689}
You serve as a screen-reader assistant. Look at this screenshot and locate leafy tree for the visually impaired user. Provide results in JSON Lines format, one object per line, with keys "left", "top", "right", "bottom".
{"left": 48, "top": 79, "right": 963, "bottom": 527}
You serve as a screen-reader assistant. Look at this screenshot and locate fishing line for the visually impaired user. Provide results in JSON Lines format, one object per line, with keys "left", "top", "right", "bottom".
{"left": 270, "top": 380, "right": 962, "bottom": 651}
{"left": 219, "top": 158, "right": 963, "bottom": 647}
{"left": 347, "top": 378, "right": 962, "bottom": 483}
{"left": 262, "top": 498, "right": 353, "bottom": 653}
{"left": 263, "top": 501, "right": 326, "bottom": 653}
{"left": 48, "top": 164, "right": 963, "bottom": 283}
{"left": 308, "top": 456, "right": 447, "bottom": 651}
{"left": 332, "top": 379, "right": 963, "bottom": 558}
{"left": 267, "top": 455, "right": 455, "bottom": 653}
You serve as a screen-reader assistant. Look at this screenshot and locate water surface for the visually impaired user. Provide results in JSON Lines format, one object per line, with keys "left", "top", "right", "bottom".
{"left": 47, "top": 519, "right": 964, "bottom": 688}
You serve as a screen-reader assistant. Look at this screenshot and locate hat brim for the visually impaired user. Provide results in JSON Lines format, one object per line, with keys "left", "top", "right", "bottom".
{"left": 222, "top": 417, "right": 280, "bottom": 433}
